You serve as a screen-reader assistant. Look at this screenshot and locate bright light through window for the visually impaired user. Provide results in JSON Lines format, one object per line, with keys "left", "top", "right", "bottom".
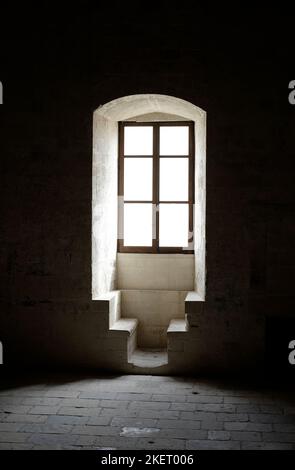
{"left": 124, "top": 158, "right": 153, "bottom": 201}
{"left": 159, "top": 204, "right": 189, "bottom": 247}
{"left": 119, "top": 122, "right": 193, "bottom": 252}
{"left": 160, "top": 158, "right": 189, "bottom": 201}
{"left": 124, "top": 203, "right": 153, "bottom": 246}
{"left": 124, "top": 126, "right": 153, "bottom": 155}
{"left": 160, "top": 126, "right": 189, "bottom": 155}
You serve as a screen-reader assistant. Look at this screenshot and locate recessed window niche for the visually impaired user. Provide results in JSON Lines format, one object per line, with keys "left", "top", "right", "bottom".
{"left": 92, "top": 94, "right": 206, "bottom": 301}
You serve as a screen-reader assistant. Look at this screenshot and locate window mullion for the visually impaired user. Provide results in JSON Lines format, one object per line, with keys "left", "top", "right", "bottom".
{"left": 153, "top": 124, "right": 160, "bottom": 253}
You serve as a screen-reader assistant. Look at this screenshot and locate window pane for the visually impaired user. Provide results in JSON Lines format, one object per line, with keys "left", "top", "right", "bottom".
{"left": 124, "top": 204, "right": 153, "bottom": 246}
{"left": 124, "top": 158, "right": 153, "bottom": 201}
{"left": 160, "top": 126, "right": 189, "bottom": 155}
{"left": 124, "top": 126, "right": 153, "bottom": 155}
{"left": 159, "top": 204, "right": 188, "bottom": 247}
{"left": 160, "top": 158, "right": 188, "bottom": 201}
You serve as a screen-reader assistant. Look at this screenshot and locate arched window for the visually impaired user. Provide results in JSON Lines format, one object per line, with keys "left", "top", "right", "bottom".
{"left": 92, "top": 95, "right": 206, "bottom": 301}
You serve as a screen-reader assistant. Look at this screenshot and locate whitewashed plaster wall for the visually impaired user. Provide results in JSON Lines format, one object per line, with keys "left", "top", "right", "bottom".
{"left": 117, "top": 253, "right": 194, "bottom": 291}
{"left": 92, "top": 116, "right": 118, "bottom": 298}
{"left": 121, "top": 289, "right": 187, "bottom": 348}
{"left": 92, "top": 94, "right": 206, "bottom": 299}
{"left": 117, "top": 253, "right": 195, "bottom": 348}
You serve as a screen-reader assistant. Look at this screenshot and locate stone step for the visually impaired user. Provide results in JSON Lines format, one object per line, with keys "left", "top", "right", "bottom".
{"left": 110, "top": 318, "right": 138, "bottom": 336}
{"left": 167, "top": 319, "right": 188, "bottom": 334}
{"left": 129, "top": 349, "right": 168, "bottom": 368}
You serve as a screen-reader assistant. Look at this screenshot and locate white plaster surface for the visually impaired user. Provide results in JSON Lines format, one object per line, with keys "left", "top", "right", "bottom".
{"left": 92, "top": 94, "right": 206, "bottom": 299}
{"left": 117, "top": 253, "right": 194, "bottom": 291}
{"left": 92, "top": 116, "right": 118, "bottom": 298}
{"left": 121, "top": 289, "right": 187, "bottom": 349}
{"left": 92, "top": 94, "right": 206, "bottom": 367}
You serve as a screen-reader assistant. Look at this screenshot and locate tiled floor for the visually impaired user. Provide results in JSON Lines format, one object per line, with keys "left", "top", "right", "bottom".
{"left": 0, "top": 373, "right": 295, "bottom": 450}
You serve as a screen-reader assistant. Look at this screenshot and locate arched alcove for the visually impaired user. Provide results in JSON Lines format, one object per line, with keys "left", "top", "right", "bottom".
{"left": 92, "top": 94, "right": 206, "bottom": 301}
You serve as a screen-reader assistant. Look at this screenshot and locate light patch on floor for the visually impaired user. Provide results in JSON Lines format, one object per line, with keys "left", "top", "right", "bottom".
{"left": 120, "top": 427, "right": 160, "bottom": 437}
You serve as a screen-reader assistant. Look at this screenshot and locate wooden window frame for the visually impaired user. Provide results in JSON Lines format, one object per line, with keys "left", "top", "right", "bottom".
{"left": 118, "top": 121, "right": 195, "bottom": 254}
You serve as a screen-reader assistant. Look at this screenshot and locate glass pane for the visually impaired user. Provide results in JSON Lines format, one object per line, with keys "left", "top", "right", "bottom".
{"left": 124, "top": 203, "right": 153, "bottom": 246}
{"left": 124, "top": 158, "right": 153, "bottom": 201}
{"left": 159, "top": 204, "right": 188, "bottom": 247}
{"left": 160, "top": 158, "right": 188, "bottom": 201}
{"left": 160, "top": 126, "right": 189, "bottom": 155}
{"left": 124, "top": 126, "right": 153, "bottom": 155}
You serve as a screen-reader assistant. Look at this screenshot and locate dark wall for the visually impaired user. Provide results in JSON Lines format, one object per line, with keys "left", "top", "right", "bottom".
{"left": 0, "top": 6, "right": 294, "bottom": 372}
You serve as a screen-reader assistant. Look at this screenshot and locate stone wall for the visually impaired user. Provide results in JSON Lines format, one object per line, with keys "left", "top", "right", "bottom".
{"left": 0, "top": 9, "right": 294, "bottom": 373}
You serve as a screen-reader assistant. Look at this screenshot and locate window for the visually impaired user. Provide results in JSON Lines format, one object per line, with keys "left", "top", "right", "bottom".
{"left": 118, "top": 122, "right": 194, "bottom": 253}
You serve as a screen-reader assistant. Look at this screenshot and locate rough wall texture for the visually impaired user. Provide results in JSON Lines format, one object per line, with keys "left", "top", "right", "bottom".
{"left": 92, "top": 114, "right": 118, "bottom": 298}
{"left": 0, "top": 7, "right": 294, "bottom": 373}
